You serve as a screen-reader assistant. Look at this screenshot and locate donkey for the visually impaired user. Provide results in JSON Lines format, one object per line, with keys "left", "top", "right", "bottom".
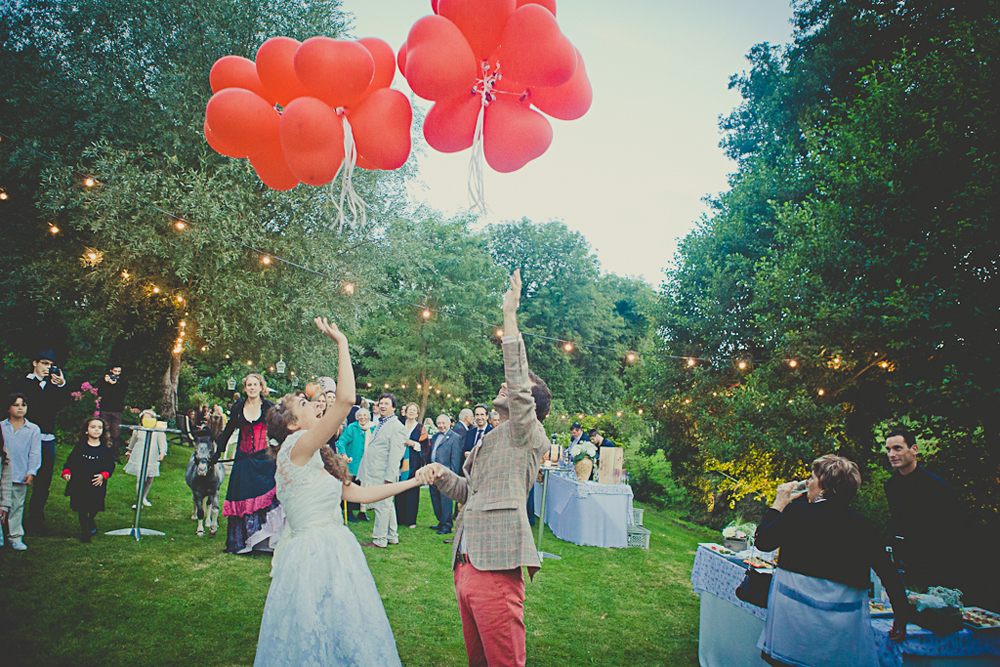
{"left": 185, "top": 429, "right": 225, "bottom": 536}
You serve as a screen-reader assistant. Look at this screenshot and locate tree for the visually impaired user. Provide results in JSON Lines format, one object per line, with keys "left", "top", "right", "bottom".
{"left": 642, "top": 0, "right": 998, "bottom": 523}
{"left": 0, "top": 0, "right": 415, "bottom": 415}
{"left": 357, "top": 213, "right": 505, "bottom": 420}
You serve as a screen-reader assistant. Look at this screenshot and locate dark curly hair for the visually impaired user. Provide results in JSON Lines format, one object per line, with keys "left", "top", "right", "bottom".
{"left": 266, "top": 394, "right": 351, "bottom": 483}
{"left": 80, "top": 417, "right": 112, "bottom": 448}
{"left": 528, "top": 370, "right": 551, "bottom": 422}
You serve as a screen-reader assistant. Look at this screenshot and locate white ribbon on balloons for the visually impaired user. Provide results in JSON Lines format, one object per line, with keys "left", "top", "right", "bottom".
{"left": 467, "top": 60, "right": 497, "bottom": 217}
{"left": 329, "top": 108, "right": 367, "bottom": 230}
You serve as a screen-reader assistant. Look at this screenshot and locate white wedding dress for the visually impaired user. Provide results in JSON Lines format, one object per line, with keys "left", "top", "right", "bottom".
{"left": 253, "top": 431, "right": 402, "bottom": 667}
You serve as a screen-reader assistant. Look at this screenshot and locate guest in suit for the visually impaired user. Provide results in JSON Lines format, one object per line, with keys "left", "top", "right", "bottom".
{"left": 356, "top": 393, "right": 409, "bottom": 549}
{"left": 428, "top": 412, "right": 465, "bottom": 534}
{"left": 428, "top": 270, "right": 552, "bottom": 667}
{"left": 755, "top": 454, "right": 908, "bottom": 667}
{"left": 568, "top": 422, "right": 589, "bottom": 448}
{"left": 10, "top": 350, "right": 69, "bottom": 533}
{"left": 463, "top": 404, "right": 493, "bottom": 454}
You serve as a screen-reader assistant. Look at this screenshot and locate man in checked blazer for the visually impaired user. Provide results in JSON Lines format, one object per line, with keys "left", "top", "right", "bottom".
{"left": 424, "top": 269, "right": 551, "bottom": 667}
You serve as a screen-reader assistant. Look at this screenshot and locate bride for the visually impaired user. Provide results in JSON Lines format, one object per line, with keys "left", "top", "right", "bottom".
{"left": 255, "top": 317, "right": 429, "bottom": 667}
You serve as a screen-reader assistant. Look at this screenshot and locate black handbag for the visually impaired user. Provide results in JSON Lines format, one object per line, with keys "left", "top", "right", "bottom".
{"left": 735, "top": 567, "right": 773, "bottom": 608}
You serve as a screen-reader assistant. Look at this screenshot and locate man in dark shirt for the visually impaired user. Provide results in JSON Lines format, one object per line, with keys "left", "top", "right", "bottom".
{"left": 883, "top": 427, "right": 960, "bottom": 589}
{"left": 9, "top": 350, "right": 69, "bottom": 533}
{"left": 97, "top": 364, "right": 128, "bottom": 458}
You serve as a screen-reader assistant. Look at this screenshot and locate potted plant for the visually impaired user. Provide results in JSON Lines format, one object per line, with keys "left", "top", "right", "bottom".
{"left": 568, "top": 440, "right": 598, "bottom": 482}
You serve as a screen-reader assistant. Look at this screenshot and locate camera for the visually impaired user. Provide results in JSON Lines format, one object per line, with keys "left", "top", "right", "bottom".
{"left": 49, "top": 364, "right": 61, "bottom": 379}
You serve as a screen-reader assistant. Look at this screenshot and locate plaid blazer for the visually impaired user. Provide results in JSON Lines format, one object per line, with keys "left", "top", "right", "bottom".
{"left": 436, "top": 336, "right": 548, "bottom": 576}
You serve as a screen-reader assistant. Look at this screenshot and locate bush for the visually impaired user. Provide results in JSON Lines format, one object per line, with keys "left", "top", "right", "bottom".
{"left": 628, "top": 447, "right": 691, "bottom": 510}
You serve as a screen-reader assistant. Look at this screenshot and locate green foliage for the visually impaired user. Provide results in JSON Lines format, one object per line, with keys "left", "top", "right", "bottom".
{"left": 639, "top": 0, "right": 998, "bottom": 525}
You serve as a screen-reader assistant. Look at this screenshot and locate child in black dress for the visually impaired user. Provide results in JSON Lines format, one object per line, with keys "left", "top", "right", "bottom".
{"left": 61, "top": 417, "right": 116, "bottom": 542}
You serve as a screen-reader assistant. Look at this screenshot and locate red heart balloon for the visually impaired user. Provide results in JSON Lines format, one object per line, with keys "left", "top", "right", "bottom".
{"left": 528, "top": 47, "right": 591, "bottom": 120}
{"left": 517, "top": 0, "right": 556, "bottom": 16}
{"left": 438, "top": 0, "right": 515, "bottom": 62}
{"left": 204, "top": 118, "right": 246, "bottom": 159}
{"left": 483, "top": 97, "right": 552, "bottom": 172}
{"left": 356, "top": 154, "right": 378, "bottom": 170}
{"left": 354, "top": 37, "right": 397, "bottom": 107}
{"left": 256, "top": 37, "right": 311, "bottom": 107}
{"left": 210, "top": 56, "right": 270, "bottom": 102}
{"left": 294, "top": 37, "right": 374, "bottom": 109}
{"left": 249, "top": 144, "right": 299, "bottom": 191}
{"left": 404, "top": 15, "right": 477, "bottom": 101}
{"left": 424, "top": 93, "right": 483, "bottom": 153}
{"left": 501, "top": 4, "right": 577, "bottom": 88}
{"left": 205, "top": 88, "right": 280, "bottom": 158}
{"left": 349, "top": 88, "right": 413, "bottom": 170}
{"left": 279, "top": 97, "right": 345, "bottom": 186}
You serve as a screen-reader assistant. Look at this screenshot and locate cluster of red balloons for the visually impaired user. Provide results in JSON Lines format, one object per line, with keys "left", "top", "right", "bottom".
{"left": 204, "top": 36, "right": 412, "bottom": 191}
{"left": 401, "top": 0, "right": 592, "bottom": 173}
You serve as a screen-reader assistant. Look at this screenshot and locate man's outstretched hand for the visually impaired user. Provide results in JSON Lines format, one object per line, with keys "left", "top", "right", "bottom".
{"left": 502, "top": 269, "right": 521, "bottom": 316}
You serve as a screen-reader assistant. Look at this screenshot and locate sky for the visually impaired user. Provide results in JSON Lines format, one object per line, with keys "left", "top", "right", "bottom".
{"left": 340, "top": 0, "right": 796, "bottom": 285}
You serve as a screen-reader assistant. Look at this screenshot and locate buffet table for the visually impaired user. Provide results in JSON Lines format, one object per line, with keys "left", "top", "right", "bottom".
{"left": 690, "top": 545, "right": 1000, "bottom": 667}
{"left": 531, "top": 470, "right": 635, "bottom": 548}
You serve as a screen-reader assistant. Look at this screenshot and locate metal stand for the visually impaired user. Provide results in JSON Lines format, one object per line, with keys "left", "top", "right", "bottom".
{"left": 535, "top": 466, "right": 562, "bottom": 561}
{"left": 106, "top": 425, "right": 178, "bottom": 541}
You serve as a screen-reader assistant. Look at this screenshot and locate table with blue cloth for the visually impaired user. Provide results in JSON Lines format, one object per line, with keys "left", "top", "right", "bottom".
{"left": 531, "top": 470, "right": 635, "bottom": 548}
{"left": 689, "top": 544, "right": 1000, "bottom": 667}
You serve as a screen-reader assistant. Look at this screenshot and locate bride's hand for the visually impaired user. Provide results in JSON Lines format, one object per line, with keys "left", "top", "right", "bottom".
{"left": 314, "top": 317, "right": 347, "bottom": 344}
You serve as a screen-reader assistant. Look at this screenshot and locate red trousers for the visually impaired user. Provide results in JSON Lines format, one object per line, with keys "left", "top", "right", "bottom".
{"left": 454, "top": 562, "right": 526, "bottom": 667}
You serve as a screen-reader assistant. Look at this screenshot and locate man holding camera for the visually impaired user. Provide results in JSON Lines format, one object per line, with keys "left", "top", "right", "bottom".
{"left": 10, "top": 350, "right": 70, "bottom": 534}
{"left": 98, "top": 364, "right": 128, "bottom": 459}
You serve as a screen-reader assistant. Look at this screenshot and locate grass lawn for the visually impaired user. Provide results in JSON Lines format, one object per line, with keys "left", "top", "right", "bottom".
{"left": 0, "top": 436, "right": 717, "bottom": 666}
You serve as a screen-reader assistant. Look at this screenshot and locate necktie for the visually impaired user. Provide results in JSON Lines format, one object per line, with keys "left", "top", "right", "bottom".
{"left": 475, "top": 428, "right": 484, "bottom": 447}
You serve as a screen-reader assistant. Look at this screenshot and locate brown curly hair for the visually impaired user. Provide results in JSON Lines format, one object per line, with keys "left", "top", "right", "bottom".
{"left": 266, "top": 394, "right": 351, "bottom": 483}
{"left": 80, "top": 417, "right": 112, "bottom": 448}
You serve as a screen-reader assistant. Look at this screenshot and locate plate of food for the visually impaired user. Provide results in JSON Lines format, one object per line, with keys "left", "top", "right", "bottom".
{"left": 743, "top": 556, "right": 775, "bottom": 570}
{"left": 869, "top": 600, "right": 893, "bottom": 618}
{"left": 962, "top": 607, "right": 1000, "bottom": 630}
{"left": 698, "top": 542, "right": 736, "bottom": 556}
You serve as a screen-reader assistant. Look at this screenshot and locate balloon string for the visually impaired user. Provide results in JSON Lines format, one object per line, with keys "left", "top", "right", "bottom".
{"left": 330, "top": 112, "right": 367, "bottom": 230}
{"left": 467, "top": 62, "right": 495, "bottom": 217}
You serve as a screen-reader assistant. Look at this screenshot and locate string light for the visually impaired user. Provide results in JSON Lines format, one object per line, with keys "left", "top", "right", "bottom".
{"left": 152, "top": 286, "right": 160, "bottom": 293}
{"left": 879, "top": 361, "right": 889, "bottom": 368}
{"left": 616, "top": 411, "right": 622, "bottom": 417}
{"left": 121, "top": 270, "right": 129, "bottom": 279}
{"left": 84, "top": 178, "right": 95, "bottom": 187}
{"left": 176, "top": 295, "right": 184, "bottom": 303}
{"left": 627, "top": 353, "right": 636, "bottom": 362}
{"left": 563, "top": 342, "right": 573, "bottom": 352}
{"left": 175, "top": 221, "right": 186, "bottom": 230}
{"left": 687, "top": 358, "right": 696, "bottom": 366}
{"left": 818, "top": 389, "right": 825, "bottom": 396}
{"left": 496, "top": 329, "right": 504, "bottom": 337}
{"left": 49, "top": 225, "right": 59, "bottom": 234}
{"left": 344, "top": 283, "right": 354, "bottom": 294}
{"left": 422, "top": 309, "right": 431, "bottom": 319}
{"left": 637, "top": 409, "right": 643, "bottom": 415}
{"left": 180, "top": 321, "right": 186, "bottom": 327}
{"left": 262, "top": 255, "right": 271, "bottom": 265}
{"left": 0, "top": 191, "right": 8, "bottom": 201}
{"left": 788, "top": 359, "right": 798, "bottom": 368}
{"left": 201, "top": 346, "right": 207, "bottom": 351}
{"left": 738, "top": 361, "right": 747, "bottom": 370}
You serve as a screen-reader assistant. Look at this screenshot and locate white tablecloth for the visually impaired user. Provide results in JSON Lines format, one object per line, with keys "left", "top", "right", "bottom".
{"left": 690, "top": 545, "right": 1000, "bottom": 667}
{"left": 532, "top": 470, "right": 635, "bottom": 548}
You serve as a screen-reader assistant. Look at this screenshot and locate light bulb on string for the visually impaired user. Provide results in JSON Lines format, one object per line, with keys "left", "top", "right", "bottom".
{"left": 788, "top": 359, "right": 798, "bottom": 368}
{"left": 818, "top": 389, "right": 825, "bottom": 396}
{"left": 344, "top": 283, "right": 354, "bottom": 294}
{"left": 262, "top": 255, "right": 271, "bottom": 265}
{"left": 422, "top": 309, "right": 431, "bottom": 319}
{"left": 180, "top": 321, "right": 186, "bottom": 327}
{"left": 121, "top": 271, "right": 129, "bottom": 279}
{"left": 687, "top": 358, "right": 696, "bottom": 367}
{"left": 49, "top": 225, "right": 59, "bottom": 234}
{"left": 84, "top": 178, "right": 95, "bottom": 187}
{"left": 738, "top": 361, "right": 747, "bottom": 370}
{"left": 175, "top": 221, "right": 186, "bottom": 230}
{"left": 563, "top": 342, "right": 573, "bottom": 352}
{"left": 638, "top": 409, "right": 643, "bottom": 415}
{"left": 616, "top": 411, "right": 622, "bottom": 417}
{"left": 152, "top": 286, "right": 160, "bottom": 293}
{"left": 627, "top": 353, "right": 636, "bottom": 362}
{"left": 176, "top": 295, "right": 184, "bottom": 303}
{"left": 496, "top": 329, "right": 504, "bottom": 337}
{"left": 0, "top": 191, "right": 8, "bottom": 201}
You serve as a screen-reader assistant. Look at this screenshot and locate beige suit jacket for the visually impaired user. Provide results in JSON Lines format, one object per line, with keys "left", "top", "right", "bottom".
{"left": 435, "top": 336, "right": 549, "bottom": 576}
{"left": 356, "top": 415, "right": 408, "bottom": 485}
